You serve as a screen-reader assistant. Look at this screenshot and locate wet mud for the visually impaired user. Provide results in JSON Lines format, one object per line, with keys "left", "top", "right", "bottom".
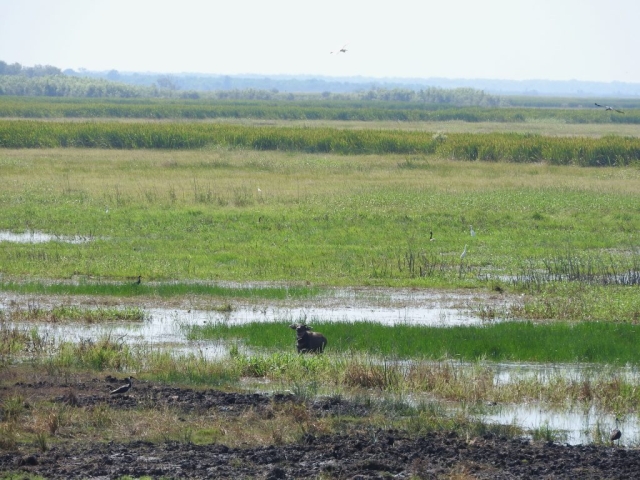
{"left": 2, "top": 377, "right": 639, "bottom": 479}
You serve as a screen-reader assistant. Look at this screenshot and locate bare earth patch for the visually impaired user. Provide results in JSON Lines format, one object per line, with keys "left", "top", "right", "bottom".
{"left": 1, "top": 377, "right": 639, "bottom": 479}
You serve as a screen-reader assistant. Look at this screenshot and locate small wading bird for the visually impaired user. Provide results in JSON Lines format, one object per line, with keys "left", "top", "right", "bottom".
{"left": 460, "top": 244, "right": 468, "bottom": 260}
{"left": 470, "top": 225, "right": 476, "bottom": 237}
{"left": 110, "top": 377, "right": 134, "bottom": 395}
{"left": 611, "top": 418, "right": 622, "bottom": 446}
{"left": 134, "top": 275, "right": 141, "bottom": 285}
{"left": 330, "top": 44, "right": 348, "bottom": 54}
{"left": 429, "top": 231, "right": 435, "bottom": 242}
{"left": 595, "top": 102, "right": 624, "bottom": 113}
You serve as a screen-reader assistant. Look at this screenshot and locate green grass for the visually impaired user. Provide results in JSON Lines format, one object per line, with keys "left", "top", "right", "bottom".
{"left": 0, "top": 280, "right": 321, "bottom": 300}
{"left": 1, "top": 96, "right": 639, "bottom": 124}
{"left": 185, "top": 320, "right": 640, "bottom": 364}
{"left": 0, "top": 149, "right": 638, "bottom": 309}
{"left": 2, "top": 305, "right": 147, "bottom": 323}
{"left": 2, "top": 120, "right": 640, "bottom": 165}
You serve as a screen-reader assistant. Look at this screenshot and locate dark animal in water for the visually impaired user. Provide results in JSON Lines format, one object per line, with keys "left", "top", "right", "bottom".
{"left": 289, "top": 324, "right": 327, "bottom": 353}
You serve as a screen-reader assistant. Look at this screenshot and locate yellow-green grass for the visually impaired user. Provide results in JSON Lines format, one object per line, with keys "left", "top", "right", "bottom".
{"left": 7, "top": 116, "right": 640, "bottom": 138}
{"left": 0, "top": 148, "right": 638, "bottom": 306}
{"left": 1, "top": 96, "right": 640, "bottom": 125}
{"left": 1, "top": 305, "right": 146, "bottom": 323}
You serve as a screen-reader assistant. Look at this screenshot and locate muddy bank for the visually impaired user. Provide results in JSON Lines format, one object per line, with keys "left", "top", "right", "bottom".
{"left": 4, "top": 430, "right": 639, "bottom": 479}
{"left": 1, "top": 377, "right": 639, "bottom": 479}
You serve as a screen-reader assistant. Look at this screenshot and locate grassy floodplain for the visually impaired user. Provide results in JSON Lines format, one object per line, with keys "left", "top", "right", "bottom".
{"left": 2, "top": 97, "right": 640, "bottom": 457}
{"left": 0, "top": 140, "right": 638, "bottom": 324}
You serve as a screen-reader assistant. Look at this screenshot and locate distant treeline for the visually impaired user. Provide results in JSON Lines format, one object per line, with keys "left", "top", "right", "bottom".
{"left": 1, "top": 97, "right": 639, "bottom": 124}
{"left": 67, "top": 68, "right": 640, "bottom": 98}
{"left": 1, "top": 120, "right": 638, "bottom": 166}
{"left": 0, "top": 60, "right": 62, "bottom": 78}
{"left": 0, "top": 72, "right": 503, "bottom": 106}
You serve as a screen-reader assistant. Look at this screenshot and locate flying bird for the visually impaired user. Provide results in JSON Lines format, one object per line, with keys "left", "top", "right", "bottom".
{"left": 595, "top": 103, "right": 624, "bottom": 113}
{"left": 330, "top": 44, "right": 348, "bottom": 54}
{"left": 110, "top": 377, "right": 134, "bottom": 395}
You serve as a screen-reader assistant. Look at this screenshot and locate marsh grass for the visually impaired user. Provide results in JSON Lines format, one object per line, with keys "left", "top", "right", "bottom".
{"left": 6, "top": 305, "right": 147, "bottom": 323}
{"left": 0, "top": 148, "right": 638, "bottom": 295}
{"left": 1, "top": 96, "right": 640, "bottom": 125}
{"left": 3, "top": 120, "right": 640, "bottom": 165}
{"left": 51, "top": 334, "right": 135, "bottom": 371}
{"left": 186, "top": 320, "right": 640, "bottom": 364}
{"left": 0, "top": 280, "right": 320, "bottom": 300}
{"left": 0, "top": 321, "right": 48, "bottom": 364}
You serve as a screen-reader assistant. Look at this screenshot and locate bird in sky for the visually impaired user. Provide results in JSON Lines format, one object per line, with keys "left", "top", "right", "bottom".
{"left": 330, "top": 44, "right": 348, "bottom": 54}
{"left": 595, "top": 103, "right": 624, "bottom": 113}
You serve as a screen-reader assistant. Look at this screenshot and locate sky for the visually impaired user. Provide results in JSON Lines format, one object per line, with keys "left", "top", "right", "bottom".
{"left": 1, "top": 0, "right": 639, "bottom": 83}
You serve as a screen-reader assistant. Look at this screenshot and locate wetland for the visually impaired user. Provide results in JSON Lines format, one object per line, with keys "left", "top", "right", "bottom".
{"left": 1, "top": 97, "right": 640, "bottom": 478}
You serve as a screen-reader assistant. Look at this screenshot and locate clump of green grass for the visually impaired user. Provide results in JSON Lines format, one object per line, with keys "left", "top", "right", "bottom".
{"left": 51, "top": 334, "right": 136, "bottom": 372}
{"left": 0, "top": 281, "right": 321, "bottom": 300}
{"left": 0, "top": 321, "right": 47, "bottom": 362}
{"left": 7, "top": 305, "right": 147, "bottom": 323}
{"left": 186, "top": 320, "right": 640, "bottom": 364}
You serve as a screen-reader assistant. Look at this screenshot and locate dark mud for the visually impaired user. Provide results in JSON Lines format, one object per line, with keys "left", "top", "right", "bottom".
{"left": 2, "top": 377, "right": 639, "bottom": 479}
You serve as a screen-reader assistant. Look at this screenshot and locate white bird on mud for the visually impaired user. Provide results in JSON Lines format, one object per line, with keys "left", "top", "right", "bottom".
{"left": 460, "top": 244, "right": 467, "bottom": 260}
{"left": 110, "top": 377, "right": 134, "bottom": 395}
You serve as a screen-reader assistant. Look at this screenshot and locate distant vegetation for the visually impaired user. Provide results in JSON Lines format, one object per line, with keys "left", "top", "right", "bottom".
{"left": 2, "top": 59, "right": 640, "bottom": 109}
{"left": 1, "top": 119, "right": 639, "bottom": 166}
{"left": 2, "top": 96, "right": 640, "bottom": 124}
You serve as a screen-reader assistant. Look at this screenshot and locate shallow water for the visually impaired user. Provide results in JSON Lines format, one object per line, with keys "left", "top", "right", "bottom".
{"left": 0, "top": 230, "right": 91, "bottom": 244}
{"left": 3, "top": 287, "right": 639, "bottom": 445}
{"left": 480, "top": 404, "right": 639, "bottom": 447}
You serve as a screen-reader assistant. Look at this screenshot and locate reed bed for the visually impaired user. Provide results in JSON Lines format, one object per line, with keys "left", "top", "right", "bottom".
{"left": 1, "top": 97, "right": 639, "bottom": 124}
{"left": 2, "top": 120, "right": 640, "bottom": 165}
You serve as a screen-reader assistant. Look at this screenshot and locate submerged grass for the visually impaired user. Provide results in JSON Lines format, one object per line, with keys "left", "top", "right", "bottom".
{"left": 186, "top": 320, "right": 640, "bottom": 364}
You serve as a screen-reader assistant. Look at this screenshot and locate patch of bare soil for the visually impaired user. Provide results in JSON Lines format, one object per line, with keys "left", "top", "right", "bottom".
{"left": 2, "top": 378, "right": 639, "bottom": 479}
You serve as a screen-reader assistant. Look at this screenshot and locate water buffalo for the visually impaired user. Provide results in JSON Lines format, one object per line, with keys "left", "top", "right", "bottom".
{"left": 289, "top": 324, "right": 327, "bottom": 353}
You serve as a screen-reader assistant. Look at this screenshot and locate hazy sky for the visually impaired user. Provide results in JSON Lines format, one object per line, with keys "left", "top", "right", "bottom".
{"left": 1, "top": 0, "right": 639, "bottom": 82}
